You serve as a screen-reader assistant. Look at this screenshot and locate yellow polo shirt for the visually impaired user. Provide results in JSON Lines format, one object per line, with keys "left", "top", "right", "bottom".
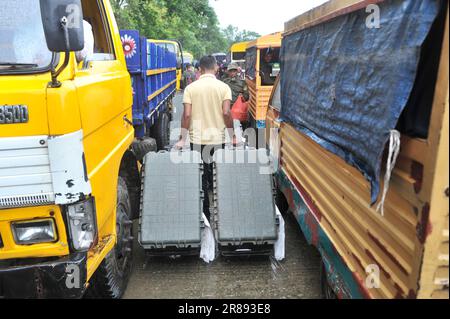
{"left": 183, "top": 74, "right": 232, "bottom": 145}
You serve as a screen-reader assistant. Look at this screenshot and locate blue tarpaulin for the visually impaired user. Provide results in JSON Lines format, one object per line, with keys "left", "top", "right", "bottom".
{"left": 280, "top": 0, "right": 443, "bottom": 204}
{"left": 246, "top": 46, "right": 257, "bottom": 80}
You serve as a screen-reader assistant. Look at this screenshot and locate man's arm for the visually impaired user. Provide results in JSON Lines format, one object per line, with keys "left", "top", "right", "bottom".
{"left": 175, "top": 103, "right": 192, "bottom": 149}
{"left": 222, "top": 99, "right": 233, "bottom": 129}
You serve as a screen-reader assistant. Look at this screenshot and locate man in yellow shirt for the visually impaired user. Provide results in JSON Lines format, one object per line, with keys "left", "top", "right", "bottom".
{"left": 175, "top": 55, "right": 233, "bottom": 220}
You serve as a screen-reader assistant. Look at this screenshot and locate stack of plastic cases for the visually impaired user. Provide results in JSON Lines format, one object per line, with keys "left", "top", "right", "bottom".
{"left": 139, "top": 151, "right": 205, "bottom": 254}
{"left": 212, "top": 149, "right": 279, "bottom": 255}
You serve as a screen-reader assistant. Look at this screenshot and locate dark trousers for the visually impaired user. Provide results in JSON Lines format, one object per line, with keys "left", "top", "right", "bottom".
{"left": 191, "top": 144, "right": 224, "bottom": 221}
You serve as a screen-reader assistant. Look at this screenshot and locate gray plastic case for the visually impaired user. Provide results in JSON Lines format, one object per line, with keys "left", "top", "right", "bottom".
{"left": 139, "top": 151, "right": 204, "bottom": 250}
{"left": 213, "top": 149, "right": 278, "bottom": 246}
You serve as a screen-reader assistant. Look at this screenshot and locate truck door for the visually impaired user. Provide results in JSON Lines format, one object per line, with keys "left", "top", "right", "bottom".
{"left": 73, "top": 0, "right": 133, "bottom": 233}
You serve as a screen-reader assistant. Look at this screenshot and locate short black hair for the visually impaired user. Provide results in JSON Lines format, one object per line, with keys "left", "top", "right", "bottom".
{"left": 199, "top": 55, "right": 217, "bottom": 71}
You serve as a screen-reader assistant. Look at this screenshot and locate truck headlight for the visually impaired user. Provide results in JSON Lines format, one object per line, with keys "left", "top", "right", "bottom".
{"left": 13, "top": 219, "right": 57, "bottom": 245}
{"left": 66, "top": 198, "right": 97, "bottom": 252}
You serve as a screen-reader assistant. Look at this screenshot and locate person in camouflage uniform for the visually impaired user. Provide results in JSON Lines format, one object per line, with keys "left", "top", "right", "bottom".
{"left": 222, "top": 62, "right": 249, "bottom": 146}
{"left": 222, "top": 62, "right": 249, "bottom": 105}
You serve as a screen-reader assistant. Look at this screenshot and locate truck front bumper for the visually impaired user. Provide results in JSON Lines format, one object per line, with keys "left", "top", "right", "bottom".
{"left": 0, "top": 253, "right": 87, "bottom": 299}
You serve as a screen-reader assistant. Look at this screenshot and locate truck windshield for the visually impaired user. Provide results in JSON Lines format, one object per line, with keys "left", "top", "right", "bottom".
{"left": 0, "top": 0, "right": 53, "bottom": 73}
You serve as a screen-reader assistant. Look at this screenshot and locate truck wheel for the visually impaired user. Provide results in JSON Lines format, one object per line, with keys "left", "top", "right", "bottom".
{"left": 321, "top": 261, "right": 338, "bottom": 299}
{"left": 132, "top": 138, "right": 157, "bottom": 162}
{"left": 86, "top": 177, "right": 133, "bottom": 299}
{"left": 155, "top": 112, "right": 170, "bottom": 151}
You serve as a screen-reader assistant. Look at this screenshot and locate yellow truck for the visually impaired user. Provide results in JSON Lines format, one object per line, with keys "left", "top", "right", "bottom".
{"left": 245, "top": 32, "right": 282, "bottom": 146}
{"left": 0, "top": 0, "right": 137, "bottom": 298}
{"left": 267, "top": 0, "right": 449, "bottom": 299}
{"left": 229, "top": 41, "right": 249, "bottom": 67}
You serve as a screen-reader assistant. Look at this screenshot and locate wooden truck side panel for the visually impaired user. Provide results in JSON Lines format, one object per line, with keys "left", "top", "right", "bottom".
{"left": 417, "top": 11, "right": 449, "bottom": 298}
{"left": 271, "top": 0, "right": 449, "bottom": 299}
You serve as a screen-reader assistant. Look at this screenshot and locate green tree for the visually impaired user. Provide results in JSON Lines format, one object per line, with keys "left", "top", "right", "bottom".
{"left": 110, "top": 0, "right": 259, "bottom": 59}
{"left": 222, "top": 24, "right": 260, "bottom": 48}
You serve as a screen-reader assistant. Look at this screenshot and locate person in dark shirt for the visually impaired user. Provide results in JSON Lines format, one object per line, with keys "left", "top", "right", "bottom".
{"left": 260, "top": 49, "right": 276, "bottom": 86}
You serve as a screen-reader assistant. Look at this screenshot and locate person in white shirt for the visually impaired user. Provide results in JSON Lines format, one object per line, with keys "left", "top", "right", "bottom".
{"left": 75, "top": 20, "right": 94, "bottom": 63}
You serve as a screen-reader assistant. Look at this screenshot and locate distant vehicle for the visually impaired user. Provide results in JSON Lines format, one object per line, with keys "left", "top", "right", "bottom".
{"left": 245, "top": 32, "right": 282, "bottom": 140}
{"left": 212, "top": 52, "right": 227, "bottom": 66}
{"left": 228, "top": 41, "right": 249, "bottom": 70}
{"left": 182, "top": 52, "right": 194, "bottom": 67}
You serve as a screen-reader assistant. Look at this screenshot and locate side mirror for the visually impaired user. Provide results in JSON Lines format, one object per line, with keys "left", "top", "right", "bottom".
{"left": 40, "top": 0, "right": 84, "bottom": 52}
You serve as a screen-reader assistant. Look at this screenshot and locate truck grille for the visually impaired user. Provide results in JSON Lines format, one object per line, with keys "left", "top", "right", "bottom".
{"left": 0, "top": 136, "right": 54, "bottom": 209}
{"left": 0, "top": 194, "right": 54, "bottom": 209}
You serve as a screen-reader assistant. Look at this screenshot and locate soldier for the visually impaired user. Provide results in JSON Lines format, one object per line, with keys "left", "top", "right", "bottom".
{"left": 222, "top": 62, "right": 249, "bottom": 105}
{"left": 222, "top": 62, "right": 249, "bottom": 146}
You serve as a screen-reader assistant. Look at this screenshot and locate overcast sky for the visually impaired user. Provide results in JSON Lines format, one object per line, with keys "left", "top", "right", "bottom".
{"left": 210, "top": 0, "right": 329, "bottom": 35}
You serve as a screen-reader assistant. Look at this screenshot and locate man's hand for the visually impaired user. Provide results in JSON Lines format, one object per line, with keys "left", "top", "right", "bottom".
{"left": 174, "top": 139, "right": 185, "bottom": 150}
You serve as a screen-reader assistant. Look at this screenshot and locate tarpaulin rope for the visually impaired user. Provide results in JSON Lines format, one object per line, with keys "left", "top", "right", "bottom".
{"left": 376, "top": 130, "right": 401, "bottom": 216}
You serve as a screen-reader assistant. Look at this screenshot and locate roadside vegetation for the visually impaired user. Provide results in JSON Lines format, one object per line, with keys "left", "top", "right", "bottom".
{"left": 111, "top": 0, "right": 260, "bottom": 58}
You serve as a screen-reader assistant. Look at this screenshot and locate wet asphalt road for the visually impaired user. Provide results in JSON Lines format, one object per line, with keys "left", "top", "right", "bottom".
{"left": 123, "top": 94, "right": 322, "bottom": 299}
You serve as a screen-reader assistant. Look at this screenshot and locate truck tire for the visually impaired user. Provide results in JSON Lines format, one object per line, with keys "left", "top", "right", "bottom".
{"left": 132, "top": 138, "right": 157, "bottom": 162}
{"left": 155, "top": 111, "right": 170, "bottom": 151}
{"left": 320, "top": 261, "right": 338, "bottom": 299}
{"left": 86, "top": 177, "right": 133, "bottom": 299}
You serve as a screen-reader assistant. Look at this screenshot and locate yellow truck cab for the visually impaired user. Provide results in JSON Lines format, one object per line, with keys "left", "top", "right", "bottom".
{"left": 245, "top": 32, "right": 282, "bottom": 146}
{"left": 0, "top": 0, "right": 137, "bottom": 298}
{"left": 229, "top": 41, "right": 249, "bottom": 66}
{"left": 182, "top": 52, "right": 194, "bottom": 69}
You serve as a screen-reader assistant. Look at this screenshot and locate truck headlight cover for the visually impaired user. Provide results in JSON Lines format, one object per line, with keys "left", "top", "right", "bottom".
{"left": 13, "top": 219, "right": 56, "bottom": 245}
{"left": 66, "top": 198, "right": 97, "bottom": 252}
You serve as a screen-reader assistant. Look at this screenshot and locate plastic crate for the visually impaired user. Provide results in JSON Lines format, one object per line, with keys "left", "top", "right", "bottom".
{"left": 213, "top": 149, "right": 278, "bottom": 248}
{"left": 139, "top": 151, "right": 204, "bottom": 250}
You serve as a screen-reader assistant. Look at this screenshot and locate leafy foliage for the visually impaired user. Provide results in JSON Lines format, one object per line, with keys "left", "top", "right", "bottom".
{"left": 110, "top": 0, "right": 260, "bottom": 58}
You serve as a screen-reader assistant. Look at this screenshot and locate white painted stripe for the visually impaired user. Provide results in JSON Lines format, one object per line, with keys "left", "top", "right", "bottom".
{"left": 0, "top": 147, "right": 48, "bottom": 158}
{"left": 0, "top": 136, "right": 47, "bottom": 149}
{"left": 0, "top": 165, "right": 51, "bottom": 177}
{"left": 0, "top": 184, "right": 53, "bottom": 197}
{"left": 0, "top": 155, "right": 50, "bottom": 169}
{"left": 0, "top": 173, "right": 52, "bottom": 188}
